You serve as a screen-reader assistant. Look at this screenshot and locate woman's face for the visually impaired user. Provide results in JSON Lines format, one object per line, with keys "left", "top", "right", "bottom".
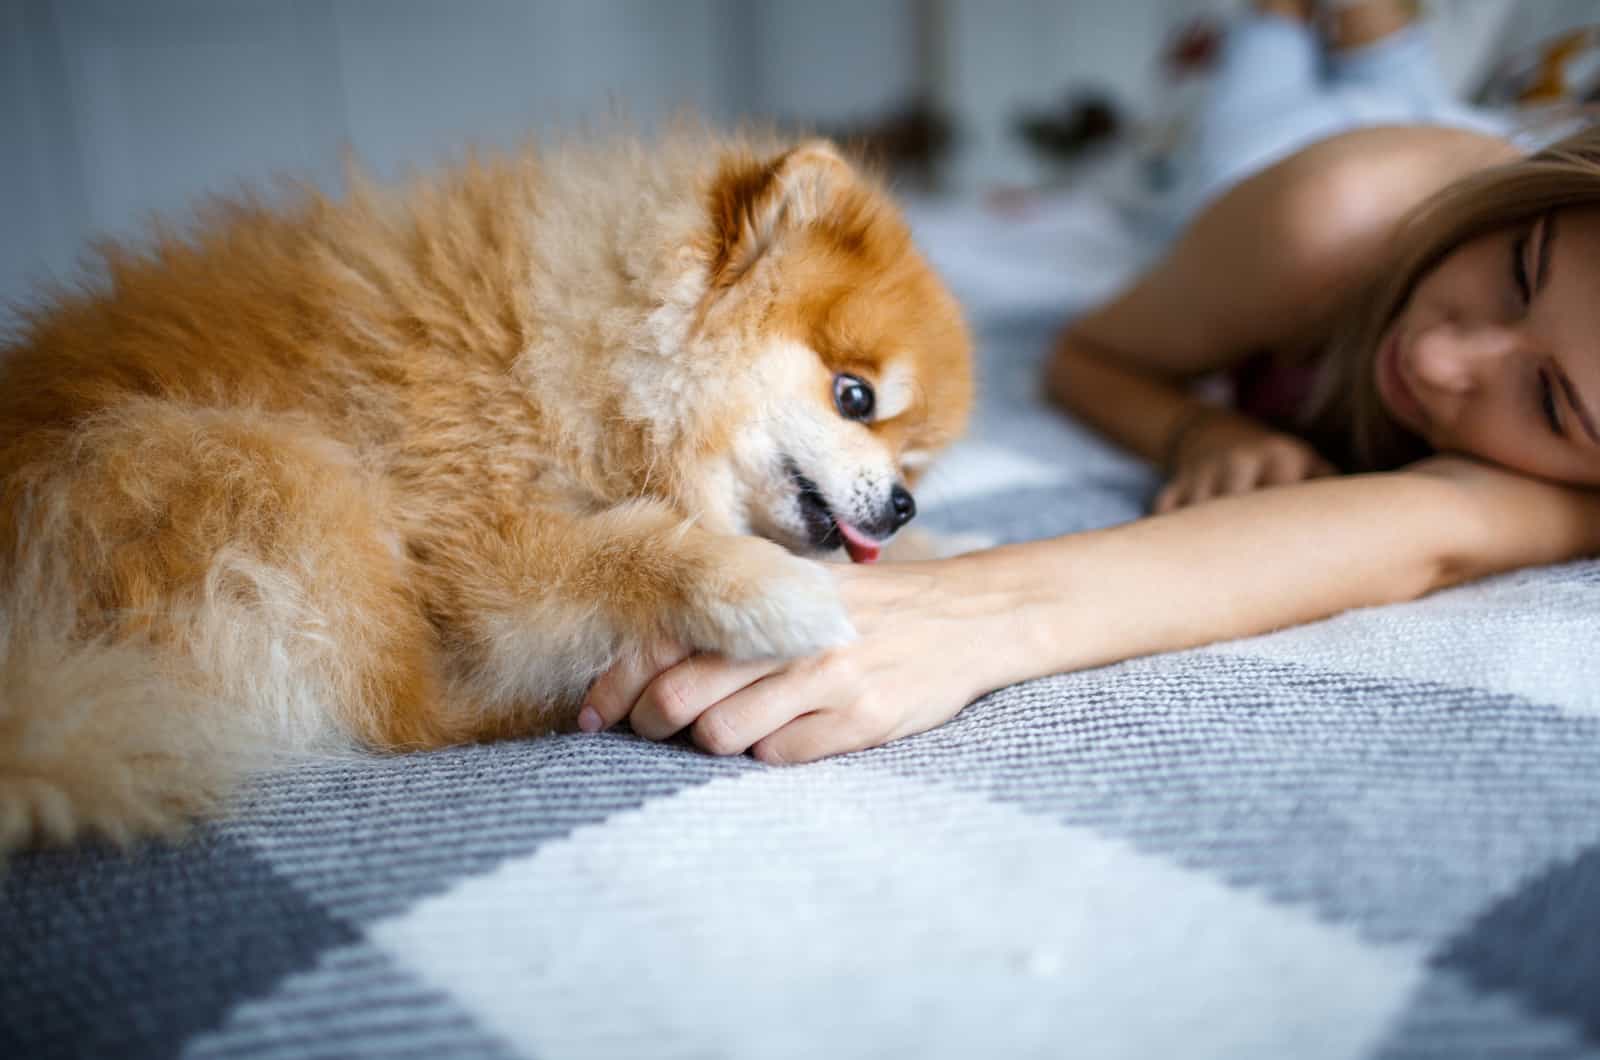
{"left": 1374, "top": 206, "right": 1600, "bottom": 486}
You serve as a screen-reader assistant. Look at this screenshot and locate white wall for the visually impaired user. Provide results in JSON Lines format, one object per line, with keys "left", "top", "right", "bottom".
{"left": 738, "top": 0, "right": 921, "bottom": 123}
{"left": 2, "top": 0, "right": 755, "bottom": 308}
{"left": 0, "top": 0, "right": 1571, "bottom": 311}
{"left": 328, "top": 0, "right": 741, "bottom": 171}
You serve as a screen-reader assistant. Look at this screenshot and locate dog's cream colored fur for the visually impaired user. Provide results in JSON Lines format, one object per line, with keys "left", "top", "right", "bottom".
{"left": 0, "top": 129, "right": 972, "bottom": 853}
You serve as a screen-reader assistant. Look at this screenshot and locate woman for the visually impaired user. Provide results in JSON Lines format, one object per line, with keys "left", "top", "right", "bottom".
{"left": 577, "top": 15, "right": 1600, "bottom": 764}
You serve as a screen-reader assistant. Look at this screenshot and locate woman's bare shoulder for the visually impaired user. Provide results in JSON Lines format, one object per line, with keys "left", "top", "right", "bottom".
{"left": 1279, "top": 125, "right": 1520, "bottom": 177}
{"left": 1071, "top": 126, "right": 1519, "bottom": 375}
{"left": 1221, "top": 126, "right": 1519, "bottom": 328}
{"left": 1253, "top": 125, "right": 1519, "bottom": 248}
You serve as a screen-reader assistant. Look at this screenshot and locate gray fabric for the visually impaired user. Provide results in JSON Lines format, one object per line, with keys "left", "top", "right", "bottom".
{"left": 3, "top": 318, "right": 1599, "bottom": 1059}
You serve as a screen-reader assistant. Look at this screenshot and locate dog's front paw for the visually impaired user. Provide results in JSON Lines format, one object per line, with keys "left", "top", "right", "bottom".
{"left": 676, "top": 537, "right": 854, "bottom": 660}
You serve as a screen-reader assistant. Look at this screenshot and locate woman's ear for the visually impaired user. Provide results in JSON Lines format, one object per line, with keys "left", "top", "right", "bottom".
{"left": 706, "top": 140, "right": 853, "bottom": 288}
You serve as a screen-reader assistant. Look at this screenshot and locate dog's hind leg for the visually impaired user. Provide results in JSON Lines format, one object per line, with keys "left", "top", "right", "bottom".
{"left": 0, "top": 400, "right": 455, "bottom": 852}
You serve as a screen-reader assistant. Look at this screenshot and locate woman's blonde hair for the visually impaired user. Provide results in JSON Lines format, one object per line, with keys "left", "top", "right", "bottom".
{"left": 1306, "top": 125, "right": 1600, "bottom": 470}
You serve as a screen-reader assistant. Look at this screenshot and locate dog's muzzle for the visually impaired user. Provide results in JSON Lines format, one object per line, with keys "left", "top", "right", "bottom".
{"left": 859, "top": 483, "right": 916, "bottom": 540}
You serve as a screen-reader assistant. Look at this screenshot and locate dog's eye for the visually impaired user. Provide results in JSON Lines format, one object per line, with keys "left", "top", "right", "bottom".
{"left": 833, "top": 374, "right": 875, "bottom": 422}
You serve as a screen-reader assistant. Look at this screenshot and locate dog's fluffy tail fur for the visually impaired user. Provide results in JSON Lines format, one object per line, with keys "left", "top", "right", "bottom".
{"left": 0, "top": 546, "right": 347, "bottom": 856}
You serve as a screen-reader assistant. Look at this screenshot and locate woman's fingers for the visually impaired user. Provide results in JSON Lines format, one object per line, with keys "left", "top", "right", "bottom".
{"left": 1153, "top": 482, "right": 1182, "bottom": 513}
{"left": 582, "top": 640, "right": 692, "bottom": 731}
{"left": 1157, "top": 463, "right": 1237, "bottom": 512}
{"left": 1187, "top": 459, "right": 1228, "bottom": 504}
{"left": 1156, "top": 462, "right": 1221, "bottom": 512}
{"left": 752, "top": 706, "right": 883, "bottom": 765}
{"left": 751, "top": 712, "right": 833, "bottom": 764}
{"left": 1160, "top": 439, "right": 1336, "bottom": 514}
{"left": 687, "top": 671, "right": 819, "bottom": 756}
{"left": 626, "top": 653, "right": 785, "bottom": 742}
{"left": 584, "top": 641, "right": 811, "bottom": 750}
{"left": 1260, "top": 450, "right": 1304, "bottom": 487}
{"left": 1262, "top": 447, "right": 1336, "bottom": 486}
{"left": 1219, "top": 453, "right": 1265, "bottom": 496}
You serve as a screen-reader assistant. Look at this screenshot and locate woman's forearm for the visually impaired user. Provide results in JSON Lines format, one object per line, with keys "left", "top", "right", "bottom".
{"left": 950, "top": 464, "right": 1600, "bottom": 692}
{"left": 1049, "top": 332, "right": 1289, "bottom": 474}
{"left": 1046, "top": 333, "right": 1204, "bottom": 467}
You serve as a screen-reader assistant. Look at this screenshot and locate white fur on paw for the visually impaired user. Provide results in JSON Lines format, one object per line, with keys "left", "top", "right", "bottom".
{"left": 682, "top": 540, "right": 854, "bottom": 660}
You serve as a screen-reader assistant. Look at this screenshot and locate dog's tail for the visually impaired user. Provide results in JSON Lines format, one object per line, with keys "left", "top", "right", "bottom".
{"left": 0, "top": 549, "right": 347, "bottom": 857}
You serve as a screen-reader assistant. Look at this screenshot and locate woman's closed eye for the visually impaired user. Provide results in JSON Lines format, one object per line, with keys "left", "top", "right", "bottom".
{"left": 1510, "top": 214, "right": 1554, "bottom": 308}
{"left": 1537, "top": 367, "right": 1562, "bottom": 435}
{"left": 1511, "top": 226, "right": 1533, "bottom": 305}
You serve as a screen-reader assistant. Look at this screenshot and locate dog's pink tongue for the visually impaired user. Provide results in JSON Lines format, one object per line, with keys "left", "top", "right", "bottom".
{"left": 835, "top": 520, "right": 882, "bottom": 564}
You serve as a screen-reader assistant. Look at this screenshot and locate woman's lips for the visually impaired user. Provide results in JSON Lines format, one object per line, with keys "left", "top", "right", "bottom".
{"left": 1377, "top": 328, "right": 1425, "bottom": 434}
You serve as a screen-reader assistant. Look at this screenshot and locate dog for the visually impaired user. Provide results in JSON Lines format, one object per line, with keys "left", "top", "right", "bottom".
{"left": 0, "top": 130, "right": 972, "bottom": 851}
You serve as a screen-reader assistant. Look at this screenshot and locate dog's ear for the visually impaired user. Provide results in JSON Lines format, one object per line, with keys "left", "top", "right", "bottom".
{"left": 706, "top": 140, "right": 853, "bottom": 287}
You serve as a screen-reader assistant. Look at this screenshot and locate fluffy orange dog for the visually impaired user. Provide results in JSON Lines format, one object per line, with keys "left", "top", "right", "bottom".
{"left": 0, "top": 132, "right": 971, "bottom": 851}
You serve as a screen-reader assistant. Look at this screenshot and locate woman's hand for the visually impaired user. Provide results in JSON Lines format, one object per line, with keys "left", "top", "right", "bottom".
{"left": 579, "top": 559, "right": 1025, "bottom": 764}
{"left": 1155, "top": 412, "right": 1335, "bottom": 513}
{"left": 577, "top": 452, "right": 1600, "bottom": 766}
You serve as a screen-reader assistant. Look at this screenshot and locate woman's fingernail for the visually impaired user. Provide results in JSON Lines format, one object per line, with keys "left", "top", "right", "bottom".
{"left": 578, "top": 706, "right": 602, "bottom": 733}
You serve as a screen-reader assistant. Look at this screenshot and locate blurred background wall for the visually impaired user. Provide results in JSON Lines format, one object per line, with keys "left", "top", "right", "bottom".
{"left": 3, "top": 0, "right": 1597, "bottom": 311}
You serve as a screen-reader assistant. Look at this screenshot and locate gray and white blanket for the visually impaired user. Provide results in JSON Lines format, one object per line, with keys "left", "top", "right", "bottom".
{"left": 5, "top": 208, "right": 1600, "bottom": 1058}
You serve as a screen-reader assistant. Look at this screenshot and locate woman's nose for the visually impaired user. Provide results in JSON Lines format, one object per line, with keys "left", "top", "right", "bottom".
{"left": 1409, "top": 322, "right": 1520, "bottom": 395}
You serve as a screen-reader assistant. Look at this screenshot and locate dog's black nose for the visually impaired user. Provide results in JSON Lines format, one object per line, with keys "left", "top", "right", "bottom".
{"left": 889, "top": 484, "right": 916, "bottom": 529}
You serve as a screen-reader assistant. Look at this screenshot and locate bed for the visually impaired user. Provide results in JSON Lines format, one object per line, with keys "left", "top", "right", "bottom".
{"left": 4, "top": 187, "right": 1600, "bottom": 1060}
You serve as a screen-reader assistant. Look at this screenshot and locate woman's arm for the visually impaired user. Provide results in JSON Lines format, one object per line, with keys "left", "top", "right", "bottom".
{"left": 983, "top": 458, "right": 1600, "bottom": 686}
{"left": 582, "top": 460, "right": 1600, "bottom": 763}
